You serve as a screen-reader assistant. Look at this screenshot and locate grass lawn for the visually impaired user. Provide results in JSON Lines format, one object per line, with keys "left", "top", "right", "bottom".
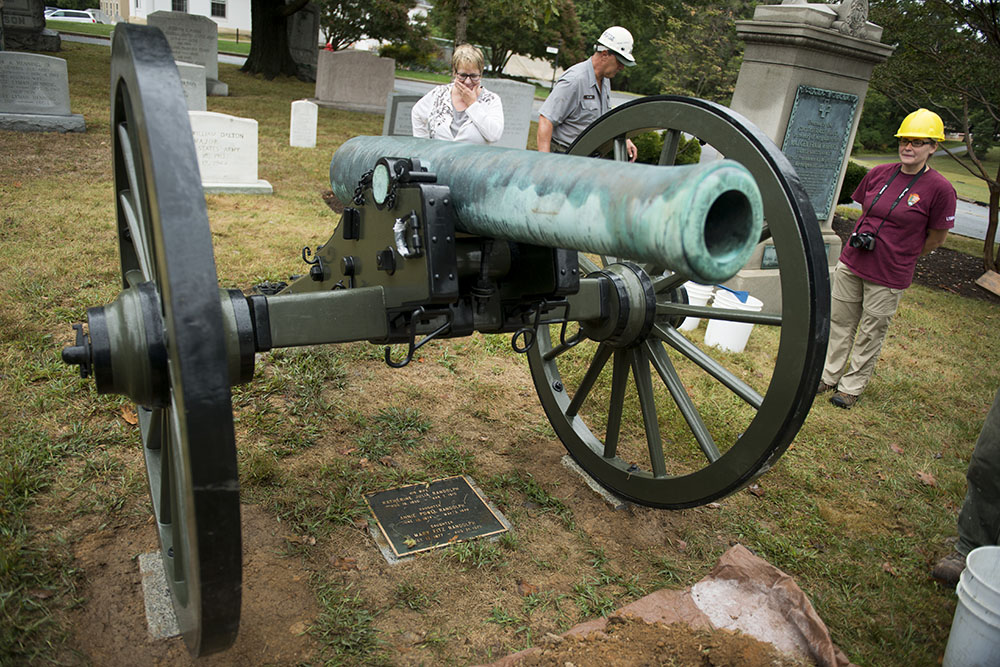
{"left": 851, "top": 146, "right": 999, "bottom": 204}
{"left": 2, "top": 40, "right": 999, "bottom": 666}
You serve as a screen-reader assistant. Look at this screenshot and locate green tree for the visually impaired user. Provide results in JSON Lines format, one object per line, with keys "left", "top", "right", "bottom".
{"left": 871, "top": 0, "right": 1000, "bottom": 273}
{"left": 430, "top": 0, "right": 583, "bottom": 75}
{"left": 317, "top": 0, "right": 416, "bottom": 52}
{"left": 853, "top": 90, "right": 901, "bottom": 151}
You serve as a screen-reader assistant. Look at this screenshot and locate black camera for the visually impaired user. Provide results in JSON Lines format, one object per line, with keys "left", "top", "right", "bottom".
{"left": 849, "top": 232, "right": 877, "bottom": 251}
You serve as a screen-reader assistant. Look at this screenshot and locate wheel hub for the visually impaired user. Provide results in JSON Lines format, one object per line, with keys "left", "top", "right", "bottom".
{"left": 63, "top": 282, "right": 170, "bottom": 407}
{"left": 580, "top": 262, "right": 657, "bottom": 348}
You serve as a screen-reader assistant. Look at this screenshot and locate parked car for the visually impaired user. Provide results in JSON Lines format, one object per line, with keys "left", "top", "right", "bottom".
{"left": 44, "top": 8, "right": 97, "bottom": 22}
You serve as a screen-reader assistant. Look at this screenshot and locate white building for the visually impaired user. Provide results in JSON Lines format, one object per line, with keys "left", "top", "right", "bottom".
{"left": 102, "top": 0, "right": 252, "bottom": 32}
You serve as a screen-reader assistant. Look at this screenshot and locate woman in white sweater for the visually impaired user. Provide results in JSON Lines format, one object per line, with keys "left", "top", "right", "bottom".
{"left": 411, "top": 44, "right": 504, "bottom": 145}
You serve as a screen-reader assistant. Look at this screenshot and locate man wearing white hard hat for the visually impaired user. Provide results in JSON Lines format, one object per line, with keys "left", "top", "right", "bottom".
{"left": 537, "top": 26, "right": 638, "bottom": 160}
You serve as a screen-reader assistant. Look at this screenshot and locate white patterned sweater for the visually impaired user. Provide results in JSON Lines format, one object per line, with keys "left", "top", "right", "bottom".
{"left": 410, "top": 83, "right": 504, "bottom": 145}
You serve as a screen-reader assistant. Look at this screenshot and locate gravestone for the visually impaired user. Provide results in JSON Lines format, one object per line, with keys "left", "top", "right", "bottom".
{"left": 482, "top": 78, "right": 535, "bottom": 149}
{"left": 2, "top": 0, "right": 60, "bottom": 51}
{"left": 147, "top": 11, "right": 228, "bottom": 96}
{"left": 188, "top": 111, "right": 272, "bottom": 194}
{"left": 0, "top": 52, "right": 86, "bottom": 132}
{"left": 381, "top": 93, "right": 420, "bottom": 137}
{"left": 720, "top": 0, "right": 893, "bottom": 311}
{"left": 313, "top": 50, "right": 395, "bottom": 114}
{"left": 175, "top": 61, "right": 207, "bottom": 112}
{"left": 287, "top": 1, "right": 320, "bottom": 81}
{"left": 289, "top": 99, "right": 318, "bottom": 148}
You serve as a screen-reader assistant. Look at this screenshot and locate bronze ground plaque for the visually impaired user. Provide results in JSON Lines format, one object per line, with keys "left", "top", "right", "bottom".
{"left": 365, "top": 476, "right": 508, "bottom": 557}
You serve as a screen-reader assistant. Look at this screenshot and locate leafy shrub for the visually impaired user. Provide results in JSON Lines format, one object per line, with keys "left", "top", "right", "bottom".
{"left": 633, "top": 131, "right": 702, "bottom": 165}
{"left": 838, "top": 161, "right": 868, "bottom": 204}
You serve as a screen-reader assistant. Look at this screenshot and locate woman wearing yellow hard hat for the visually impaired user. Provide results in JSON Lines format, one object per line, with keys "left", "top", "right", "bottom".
{"left": 817, "top": 108, "right": 957, "bottom": 409}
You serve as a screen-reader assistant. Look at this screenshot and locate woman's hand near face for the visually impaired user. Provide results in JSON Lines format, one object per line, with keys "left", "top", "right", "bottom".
{"left": 454, "top": 77, "right": 480, "bottom": 106}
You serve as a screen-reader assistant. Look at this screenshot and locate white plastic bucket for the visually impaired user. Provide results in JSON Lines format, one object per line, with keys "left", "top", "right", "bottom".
{"left": 679, "top": 282, "right": 715, "bottom": 332}
{"left": 703, "top": 290, "right": 763, "bottom": 353}
{"left": 943, "top": 545, "right": 1000, "bottom": 667}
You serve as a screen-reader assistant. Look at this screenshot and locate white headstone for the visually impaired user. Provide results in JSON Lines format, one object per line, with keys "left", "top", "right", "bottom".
{"left": 147, "top": 11, "right": 228, "bottom": 96}
{"left": 289, "top": 99, "right": 318, "bottom": 148}
{"left": 188, "top": 111, "right": 272, "bottom": 194}
{"left": 0, "top": 51, "right": 86, "bottom": 132}
{"left": 482, "top": 78, "right": 535, "bottom": 149}
{"left": 175, "top": 61, "right": 207, "bottom": 112}
{"left": 382, "top": 93, "right": 421, "bottom": 136}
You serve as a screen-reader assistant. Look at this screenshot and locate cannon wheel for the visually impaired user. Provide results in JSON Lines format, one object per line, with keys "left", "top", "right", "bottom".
{"left": 527, "top": 96, "right": 830, "bottom": 508}
{"left": 111, "top": 25, "right": 241, "bottom": 655}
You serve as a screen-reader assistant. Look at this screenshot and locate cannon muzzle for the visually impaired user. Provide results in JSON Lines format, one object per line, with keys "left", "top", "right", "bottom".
{"left": 330, "top": 136, "right": 763, "bottom": 284}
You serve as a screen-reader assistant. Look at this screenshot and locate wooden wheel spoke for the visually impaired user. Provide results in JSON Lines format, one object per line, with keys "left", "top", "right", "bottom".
{"left": 629, "top": 346, "right": 668, "bottom": 476}
{"left": 651, "top": 273, "right": 689, "bottom": 294}
{"left": 656, "top": 303, "right": 783, "bottom": 326}
{"left": 603, "top": 350, "right": 630, "bottom": 458}
{"left": 659, "top": 129, "right": 681, "bottom": 165}
{"left": 566, "top": 343, "right": 612, "bottom": 418}
{"left": 119, "top": 191, "right": 154, "bottom": 281}
{"left": 655, "top": 324, "right": 763, "bottom": 408}
{"left": 613, "top": 136, "right": 629, "bottom": 161}
{"left": 646, "top": 341, "right": 721, "bottom": 463}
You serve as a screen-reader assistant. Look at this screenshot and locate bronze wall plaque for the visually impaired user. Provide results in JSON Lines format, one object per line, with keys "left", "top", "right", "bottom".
{"left": 365, "top": 476, "right": 508, "bottom": 557}
{"left": 782, "top": 86, "right": 859, "bottom": 220}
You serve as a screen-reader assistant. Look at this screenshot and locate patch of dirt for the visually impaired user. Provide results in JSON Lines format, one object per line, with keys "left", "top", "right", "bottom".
{"left": 831, "top": 216, "right": 1000, "bottom": 304}
{"left": 63, "top": 505, "right": 319, "bottom": 665}
{"left": 509, "top": 616, "right": 807, "bottom": 667}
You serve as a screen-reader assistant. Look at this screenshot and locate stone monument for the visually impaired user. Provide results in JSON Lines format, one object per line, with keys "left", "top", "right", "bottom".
{"left": 289, "top": 99, "right": 318, "bottom": 148}
{"left": 382, "top": 93, "right": 421, "bottom": 137}
{"left": 313, "top": 50, "right": 395, "bottom": 114}
{"left": 722, "top": 0, "right": 893, "bottom": 311}
{"left": 482, "top": 78, "right": 535, "bottom": 149}
{"left": 287, "top": 1, "right": 320, "bottom": 81}
{"left": 188, "top": 110, "right": 272, "bottom": 194}
{"left": 175, "top": 61, "right": 207, "bottom": 112}
{"left": 147, "top": 11, "right": 228, "bottom": 96}
{"left": 0, "top": 51, "right": 86, "bottom": 132}
{"left": 2, "top": 0, "right": 59, "bottom": 51}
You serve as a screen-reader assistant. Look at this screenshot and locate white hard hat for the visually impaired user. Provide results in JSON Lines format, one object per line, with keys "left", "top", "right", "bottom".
{"left": 597, "top": 26, "right": 635, "bottom": 66}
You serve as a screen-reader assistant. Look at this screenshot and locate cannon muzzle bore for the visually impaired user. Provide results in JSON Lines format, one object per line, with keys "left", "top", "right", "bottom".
{"left": 330, "top": 136, "right": 763, "bottom": 284}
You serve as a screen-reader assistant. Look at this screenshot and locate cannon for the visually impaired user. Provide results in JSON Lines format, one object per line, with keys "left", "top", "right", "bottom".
{"left": 60, "top": 25, "right": 829, "bottom": 656}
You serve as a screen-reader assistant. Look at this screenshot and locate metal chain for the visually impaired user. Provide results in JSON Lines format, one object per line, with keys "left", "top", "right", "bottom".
{"left": 352, "top": 168, "right": 374, "bottom": 206}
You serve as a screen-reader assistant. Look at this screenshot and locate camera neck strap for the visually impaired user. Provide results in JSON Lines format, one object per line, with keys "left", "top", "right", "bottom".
{"left": 852, "top": 165, "right": 927, "bottom": 238}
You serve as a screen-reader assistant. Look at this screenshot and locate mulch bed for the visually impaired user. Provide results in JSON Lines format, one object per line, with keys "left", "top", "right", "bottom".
{"left": 831, "top": 216, "right": 1000, "bottom": 305}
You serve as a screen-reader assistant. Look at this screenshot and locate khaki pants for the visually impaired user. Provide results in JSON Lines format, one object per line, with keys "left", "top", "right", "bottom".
{"left": 821, "top": 262, "right": 904, "bottom": 396}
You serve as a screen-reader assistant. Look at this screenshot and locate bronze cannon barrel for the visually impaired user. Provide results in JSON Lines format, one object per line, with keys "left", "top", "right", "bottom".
{"left": 330, "top": 136, "right": 763, "bottom": 284}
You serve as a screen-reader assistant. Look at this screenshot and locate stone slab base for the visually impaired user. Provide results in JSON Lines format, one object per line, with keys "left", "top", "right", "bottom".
{"left": 560, "top": 455, "right": 631, "bottom": 510}
{"left": 310, "top": 98, "right": 385, "bottom": 115}
{"left": 0, "top": 112, "right": 86, "bottom": 133}
{"left": 207, "top": 78, "right": 229, "bottom": 96}
{"left": 202, "top": 179, "right": 273, "bottom": 195}
{"left": 137, "top": 552, "right": 180, "bottom": 640}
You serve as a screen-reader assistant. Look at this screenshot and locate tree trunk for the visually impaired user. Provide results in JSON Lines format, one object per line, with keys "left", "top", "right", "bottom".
{"left": 455, "top": 0, "right": 469, "bottom": 46}
{"left": 241, "top": 0, "right": 308, "bottom": 80}
{"left": 985, "top": 183, "right": 1000, "bottom": 273}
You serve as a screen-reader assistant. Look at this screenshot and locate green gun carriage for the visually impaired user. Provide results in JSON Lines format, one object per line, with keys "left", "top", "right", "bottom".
{"left": 61, "top": 25, "right": 830, "bottom": 656}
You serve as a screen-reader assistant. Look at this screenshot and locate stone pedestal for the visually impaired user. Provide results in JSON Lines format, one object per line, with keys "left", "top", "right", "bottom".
{"left": 724, "top": 2, "right": 893, "bottom": 311}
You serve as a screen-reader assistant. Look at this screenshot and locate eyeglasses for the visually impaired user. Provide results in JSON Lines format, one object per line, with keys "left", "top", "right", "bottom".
{"left": 898, "top": 138, "right": 933, "bottom": 147}
{"left": 454, "top": 73, "right": 481, "bottom": 82}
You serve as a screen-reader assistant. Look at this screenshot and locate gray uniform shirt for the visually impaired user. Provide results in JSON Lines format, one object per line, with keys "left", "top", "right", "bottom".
{"left": 538, "top": 58, "right": 612, "bottom": 147}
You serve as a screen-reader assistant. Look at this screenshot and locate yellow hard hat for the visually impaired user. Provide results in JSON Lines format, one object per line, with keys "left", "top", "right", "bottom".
{"left": 895, "top": 108, "right": 945, "bottom": 141}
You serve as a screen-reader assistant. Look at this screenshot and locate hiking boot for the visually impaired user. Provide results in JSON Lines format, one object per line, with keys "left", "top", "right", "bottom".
{"left": 830, "top": 392, "right": 858, "bottom": 409}
{"left": 932, "top": 550, "right": 966, "bottom": 587}
{"left": 817, "top": 381, "right": 837, "bottom": 394}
